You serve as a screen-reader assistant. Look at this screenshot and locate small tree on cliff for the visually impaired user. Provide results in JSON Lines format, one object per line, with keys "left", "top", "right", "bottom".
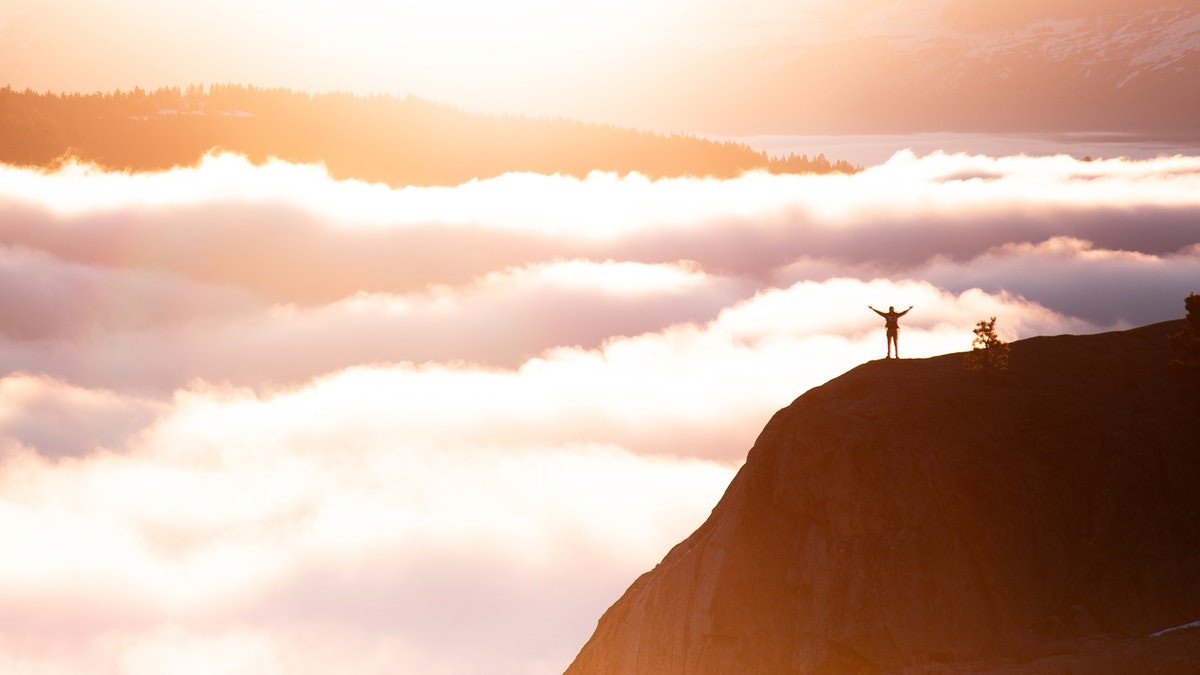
{"left": 1168, "top": 292, "right": 1200, "bottom": 373}
{"left": 965, "top": 316, "right": 1009, "bottom": 382}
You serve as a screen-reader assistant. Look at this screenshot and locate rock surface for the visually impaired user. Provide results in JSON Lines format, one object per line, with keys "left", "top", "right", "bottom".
{"left": 567, "top": 321, "right": 1200, "bottom": 674}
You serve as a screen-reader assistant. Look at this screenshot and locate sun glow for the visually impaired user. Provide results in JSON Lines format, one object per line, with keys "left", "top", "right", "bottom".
{"left": 1, "top": 0, "right": 683, "bottom": 118}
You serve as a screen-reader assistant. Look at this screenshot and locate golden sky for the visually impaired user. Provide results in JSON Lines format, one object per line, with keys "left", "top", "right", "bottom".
{"left": 3, "top": 0, "right": 1190, "bottom": 133}
{"left": 0, "top": 0, "right": 875, "bottom": 126}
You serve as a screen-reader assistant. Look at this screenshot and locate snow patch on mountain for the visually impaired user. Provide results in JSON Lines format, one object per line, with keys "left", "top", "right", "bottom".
{"left": 1127, "top": 9, "right": 1200, "bottom": 67}
{"left": 852, "top": 2, "right": 1200, "bottom": 90}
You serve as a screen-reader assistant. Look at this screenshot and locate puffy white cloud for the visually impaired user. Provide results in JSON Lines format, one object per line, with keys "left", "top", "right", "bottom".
{"left": 0, "top": 375, "right": 165, "bottom": 458}
{"left": 0, "top": 372, "right": 734, "bottom": 673}
{"left": 0, "top": 258, "right": 756, "bottom": 392}
{"left": 0, "top": 151, "right": 1195, "bottom": 673}
{"left": 3, "top": 151, "right": 1199, "bottom": 304}
{"left": 0, "top": 245, "right": 262, "bottom": 340}
{"left": 921, "top": 237, "right": 1200, "bottom": 325}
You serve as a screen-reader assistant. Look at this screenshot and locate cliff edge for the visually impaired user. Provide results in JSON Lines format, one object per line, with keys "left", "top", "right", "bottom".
{"left": 567, "top": 320, "right": 1200, "bottom": 674}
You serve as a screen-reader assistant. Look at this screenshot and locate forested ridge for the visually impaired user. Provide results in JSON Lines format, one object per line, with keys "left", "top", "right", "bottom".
{"left": 0, "top": 85, "right": 857, "bottom": 186}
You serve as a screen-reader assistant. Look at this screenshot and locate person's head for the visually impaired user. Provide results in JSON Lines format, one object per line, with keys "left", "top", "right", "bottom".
{"left": 888, "top": 305, "right": 895, "bottom": 312}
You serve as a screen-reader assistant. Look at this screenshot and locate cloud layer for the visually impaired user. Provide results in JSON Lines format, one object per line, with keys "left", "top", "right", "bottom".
{"left": 0, "top": 151, "right": 1197, "bottom": 673}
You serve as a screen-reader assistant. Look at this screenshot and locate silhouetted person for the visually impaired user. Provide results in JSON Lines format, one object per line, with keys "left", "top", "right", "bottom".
{"left": 869, "top": 305, "right": 912, "bottom": 359}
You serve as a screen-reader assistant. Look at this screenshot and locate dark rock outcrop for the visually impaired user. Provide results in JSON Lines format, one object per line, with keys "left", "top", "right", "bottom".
{"left": 568, "top": 321, "right": 1200, "bottom": 674}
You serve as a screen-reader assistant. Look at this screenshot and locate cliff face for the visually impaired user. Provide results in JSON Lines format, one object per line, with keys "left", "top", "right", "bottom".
{"left": 567, "top": 321, "right": 1200, "bottom": 674}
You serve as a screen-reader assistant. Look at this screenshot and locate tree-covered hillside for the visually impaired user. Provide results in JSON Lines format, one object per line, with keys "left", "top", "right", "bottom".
{"left": 0, "top": 85, "right": 857, "bottom": 186}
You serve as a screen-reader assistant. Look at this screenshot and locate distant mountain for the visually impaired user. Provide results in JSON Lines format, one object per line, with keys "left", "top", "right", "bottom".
{"left": 568, "top": 320, "right": 1200, "bottom": 673}
{"left": 657, "top": 0, "right": 1200, "bottom": 136}
{"left": 0, "top": 86, "right": 856, "bottom": 186}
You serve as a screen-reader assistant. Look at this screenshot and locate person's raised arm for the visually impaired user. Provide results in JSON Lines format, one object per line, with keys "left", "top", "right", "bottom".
{"left": 898, "top": 306, "right": 913, "bottom": 317}
{"left": 869, "top": 306, "right": 885, "bottom": 317}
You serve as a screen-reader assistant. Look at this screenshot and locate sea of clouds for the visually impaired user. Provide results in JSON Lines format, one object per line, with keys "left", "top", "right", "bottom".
{"left": 0, "top": 150, "right": 1197, "bottom": 674}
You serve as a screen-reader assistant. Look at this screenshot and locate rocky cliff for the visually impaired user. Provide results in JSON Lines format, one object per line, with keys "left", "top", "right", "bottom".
{"left": 567, "top": 320, "right": 1200, "bottom": 674}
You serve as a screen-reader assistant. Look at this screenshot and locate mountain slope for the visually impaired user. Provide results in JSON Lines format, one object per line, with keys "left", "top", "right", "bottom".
{"left": 649, "top": 1, "right": 1200, "bottom": 136}
{"left": 567, "top": 320, "right": 1200, "bottom": 673}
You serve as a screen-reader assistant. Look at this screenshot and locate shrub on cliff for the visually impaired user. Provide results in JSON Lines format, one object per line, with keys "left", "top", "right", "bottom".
{"left": 965, "top": 316, "right": 1009, "bottom": 382}
{"left": 1169, "top": 292, "right": 1200, "bottom": 373}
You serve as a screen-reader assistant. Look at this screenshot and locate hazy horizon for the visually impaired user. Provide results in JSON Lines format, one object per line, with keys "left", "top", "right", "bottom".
{"left": 728, "top": 131, "right": 1200, "bottom": 168}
